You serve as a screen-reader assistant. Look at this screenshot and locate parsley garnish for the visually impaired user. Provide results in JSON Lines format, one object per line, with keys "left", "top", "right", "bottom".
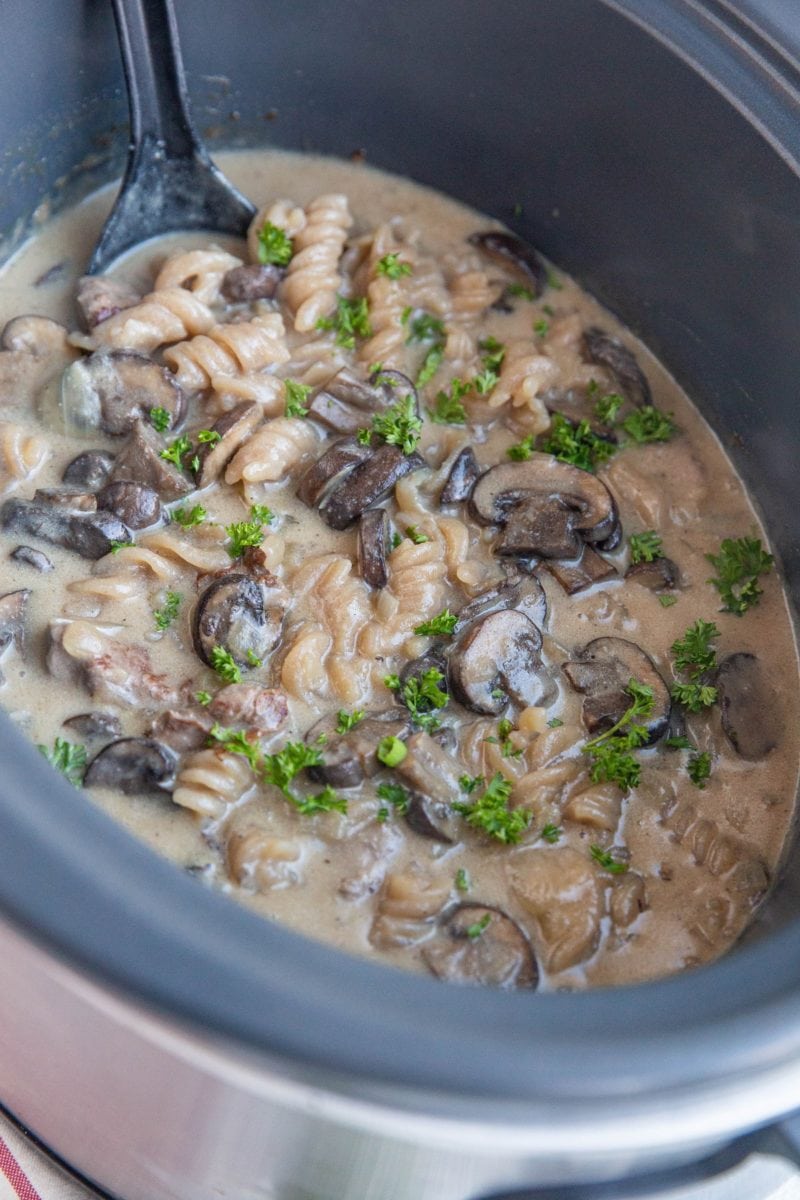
{"left": 385, "top": 666, "right": 448, "bottom": 733}
{"left": 594, "top": 392, "right": 624, "bottom": 426}
{"left": 403, "top": 525, "right": 429, "bottom": 544}
{"left": 207, "top": 722, "right": 262, "bottom": 770}
{"left": 358, "top": 393, "right": 422, "bottom": 456}
{"left": 38, "top": 737, "right": 86, "bottom": 787}
{"left": 195, "top": 690, "right": 212, "bottom": 706}
{"left": 284, "top": 379, "right": 312, "bottom": 419}
{"left": 258, "top": 221, "right": 293, "bottom": 267}
{"left": 225, "top": 520, "right": 264, "bottom": 558}
{"left": 688, "top": 750, "right": 712, "bottom": 789}
{"left": 539, "top": 412, "right": 616, "bottom": 472}
{"left": 473, "top": 337, "right": 506, "bottom": 395}
{"left": 547, "top": 718, "right": 564, "bottom": 728}
{"left": 390, "top": 531, "right": 402, "bottom": 550}
{"left": 459, "top": 773, "right": 482, "bottom": 794}
{"left": 590, "top": 844, "right": 628, "bottom": 874}
{"left": 427, "top": 378, "right": 469, "bottom": 424}
{"left": 250, "top": 503, "right": 273, "bottom": 525}
{"left": 582, "top": 679, "right": 654, "bottom": 792}
{"left": 621, "top": 406, "right": 676, "bottom": 444}
{"left": 160, "top": 434, "right": 192, "bottom": 469}
{"left": 317, "top": 295, "right": 371, "bottom": 350}
{"left": 541, "top": 823, "right": 562, "bottom": 843}
{"left": 109, "top": 539, "right": 134, "bottom": 554}
{"left": 376, "top": 735, "right": 407, "bottom": 767}
{"left": 414, "top": 608, "right": 458, "bottom": 637}
{"left": 262, "top": 740, "right": 346, "bottom": 813}
{"left": 375, "top": 781, "right": 410, "bottom": 815}
{"left": 407, "top": 311, "right": 446, "bottom": 387}
{"left": 507, "top": 434, "right": 535, "bottom": 462}
{"left": 489, "top": 716, "right": 522, "bottom": 759}
{"left": 209, "top": 646, "right": 242, "bottom": 684}
{"left": 197, "top": 429, "right": 221, "bottom": 446}
{"left": 454, "top": 772, "right": 531, "bottom": 844}
{"left": 533, "top": 317, "right": 549, "bottom": 337}
{"left": 466, "top": 913, "right": 492, "bottom": 939}
{"left": 246, "top": 649, "right": 262, "bottom": 668}
{"left": 376, "top": 252, "right": 412, "bottom": 279}
{"left": 148, "top": 406, "right": 171, "bottom": 433}
{"left": 455, "top": 867, "right": 470, "bottom": 892}
{"left": 670, "top": 619, "right": 719, "bottom": 712}
{"left": 294, "top": 784, "right": 347, "bottom": 816}
{"left": 507, "top": 282, "right": 535, "bottom": 301}
{"left": 335, "top": 709, "right": 364, "bottom": 734}
{"left": 706, "top": 536, "right": 773, "bottom": 616}
{"left": 171, "top": 504, "right": 206, "bottom": 528}
{"left": 629, "top": 531, "right": 663, "bottom": 564}
{"left": 659, "top": 594, "right": 678, "bottom": 608}
{"left": 153, "top": 590, "right": 181, "bottom": 632}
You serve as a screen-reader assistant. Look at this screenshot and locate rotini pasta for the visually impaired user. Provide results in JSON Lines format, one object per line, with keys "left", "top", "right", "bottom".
{"left": 154, "top": 247, "right": 243, "bottom": 305}
{"left": 162, "top": 313, "right": 290, "bottom": 394}
{"left": 0, "top": 421, "right": 49, "bottom": 497}
{"left": 84, "top": 287, "right": 216, "bottom": 353}
{"left": 172, "top": 747, "right": 254, "bottom": 820}
{"left": 247, "top": 198, "right": 307, "bottom": 263}
{"left": 280, "top": 193, "right": 353, "bottom": 332}
{"left": 225, "top": 415, "right": 318, "bottom": 484}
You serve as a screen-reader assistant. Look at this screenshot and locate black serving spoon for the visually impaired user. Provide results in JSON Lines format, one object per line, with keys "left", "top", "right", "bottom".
{"left": 88, "top": 0, "right": 256, "bottom": 275}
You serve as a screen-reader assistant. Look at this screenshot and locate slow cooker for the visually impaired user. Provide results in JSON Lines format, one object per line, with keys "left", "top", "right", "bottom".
{"left": 2, "top": 2, "right": 800, "bottom": 1197}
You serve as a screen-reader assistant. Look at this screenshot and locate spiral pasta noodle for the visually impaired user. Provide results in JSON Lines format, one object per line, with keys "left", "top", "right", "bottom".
{"left": 154, "top": 247, "right": 243, "bottom": 305}
{"left": 86, "top": 287, "right": 216, "bottom": 353}
{"left": 359, "top": 536, "right": 448, "bottom": 658}
{"left": 172, "top": 747, "right": 255, "bottom": 820}
{"left": 162, "top": 313, "right": 290, "bottom": 394}
{"left": 225, "top": 416, "right": 318, "bottom": 484}
{"left": 247, "top": 198, "right": 307, "bottom": 263}
{"left": 485, "top": 337, "right": 556, "bottom": 432}
{"left": 280, "top": 194, "right": 353, "bottom": 332}
{"left": 0, "top": 421, "right": 49, "bottom": 497}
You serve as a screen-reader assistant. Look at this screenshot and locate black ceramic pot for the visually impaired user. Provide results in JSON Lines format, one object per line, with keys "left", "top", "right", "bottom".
{"left": 1, "top": 4, "right": 800, "bottom": 1198}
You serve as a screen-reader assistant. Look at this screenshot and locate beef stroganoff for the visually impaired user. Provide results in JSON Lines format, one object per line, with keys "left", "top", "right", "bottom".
{"left": 0, "top": 150, "right": 796, "bottom": 991}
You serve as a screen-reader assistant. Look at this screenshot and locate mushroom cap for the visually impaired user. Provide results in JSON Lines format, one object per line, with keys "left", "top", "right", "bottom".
{"left": 296, "top": 437, "right": 372, "bottom": 508}
{"left": 192, "top": 573, "right": 286, "bottom": 669}
{"left": 60, "top": 350, "right": 186, "bottom": 436}
{"left": 449, "top": 609, "right": 548, "bottom": 716}
{"left": 193, "top": 402, "right": 262, "bottom": 488}
{"left": 441, "top": 446, "right": 480, "bottom": 506}
{"left": 625, "top": 556, "right": 680, "bottom": 591}
{"left": 582, "top": 327, "right": 652, "bottom": 408}
{"left": 84, "top": 737, "right": 176, "bottom": 794}
{"left": 221, "top": 263, "right": 283, "bottom": 302}
{"left": 563, "top": 635, "right": 671, "bottom": 743}
{"left": 62, "top": 449, "right": 115, "bottom": 490}
{"left": 716, "top": 652, "right": 777, "bottom": 761}
{"left": 305, "top": 711, "right": 411, "bottom": 789}
{"left": 395, "top": 730, "right": 464, "bottom": 839}
{"left": 96, "top": 481, "right": 161, "bottom": 529}
{"left": 470, "top": 455, "right": 618, "bottom": 554}
{"left": 422, "top": 903, "right": 539, "bottom": 989}
{"left": 0, "top": 498, "right": 132, "bottom": 560}
{"left": 319, "top": 443, "right": 426, "bottom": 531}
{"left": 547, "top": 545, "right": 618, "bottom": 595}
{"left": 467, "top": 230, "right": 547, "bottom": 297}
{"left": 357, "top": 508, "right": 390, "bottom": 588}
{"left": 109, "top": 419, "right": 193, "bottom": 502}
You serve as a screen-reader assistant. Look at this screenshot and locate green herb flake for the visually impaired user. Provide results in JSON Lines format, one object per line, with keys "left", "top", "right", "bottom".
{"left": 295, "top": 785, "right": 348, "bottom": 815}
{"left": 706, "top": 536, "right": 774, "bottom": 616}
{"left": 209, "top": 646, "right": 242, "bottom": 684}
{"left": 376, "top": 735, "right": 407, "bottom": 767}
{"left": 246, "top": 649, "right": 262, "bottom": 668}
{"left": 533, "top": 317, "right": 549, "bottom": 337}
{"left": 225, "top": 520, "right": 265, "bottom": 559}
{"left": 38, "top": 737, "right": 86, "bottom": 787}
{"left": 466, "top": 913, "right": 492, "bottom": 939}
{"left": 590, "top": 844, "right": 629, "bottom": 874}
{"left": 391, "top": 531, "right": 402, "bottom": 550}
{"left": 195, "top": 690, "right": 212, "bottom": 706}
{"left": 547, "top": 718, "right": 564, "bottom": 728}
{"left": 284, "top": 378, "right": 312, "bottom": 419}
{"left": 416, "top": 344, "right": 444, "bottom": 388}
{"left": 250, "top": 503, "right": 273, "bottom": 525}
{"left": 404, "top": 525, "right": 429, "bottom": 544}
{"left": 148, "top": 406, "right": 171, "bottom": 433}
{"left": 258, "top": 221, "right": 293, "bottom": 267}
{"left": 582, "top": 679, "right": 655, "bottom": 793}
{"left": 153, "top": 590, "right": 181, "bottom": 632}
{"left": 359, "top": 393, "right": 422, "bottom": 456}
{"left": 665, "top": 735, "right": 693, "bottom": 750}
{"left": 414, "top": 608, "right": 458, "bottom": 637}
{"left": 197, "top": 429, "right": 221, "bottom": 446}
{"left": 507, "top": 283, "right": 535, "bottom": 301}
{"left": 427, "top": 378, "right": 469, "bottom": 425}
{"left": 159, "top": 434, "right": 192, "bottom": 469}
{"left": 454, "top": 772, "right": 530, "bottom": 845}
{"left": 539, "top": 412, "right": 616, "bottom": 473}
{"left": 629, "top": 530, "right": 663, "bottom": 565}
{"left": 459, "top": 773, "right": 483, "bottom": 794}
{"left": 109, "top": 539, "right": 134, "bottom": 554}
{"left": 171, "top": 504, "right": 206, "bottom": 528}
{"left": 376, "top": 252, "right": 412, "bottom": 279}
{"left": 659, "top": 594, "right": 678, "bottom": 608}
{"left": 497, "top": 716, "right": 522, "bottom": 759}
{"left": 207, "top": 722, "right": 262, "bottom": 769}
{"left": 547, "top": 269, "right": 563, "bottom": 290}
{"left": 407, "top": 311, "right": 446, "bottom": 388}
{"left": 375, "top": 781, "right": 411, "bottom": 815}
{"left": 594, "top": 392, "right": 624, "bottom": 426}
{"left": 385, "top": 666, "right": 448, "bottom": 734}
{"left": 507, "top": 434, "right": 535, "bottom": 462}
{"left": 317, "top": 295, "right": 372, "bottom": 350}
{"left": 621, "top": 406, "right": 676, "bottom": 444}
{"left": 262, "top": 740, "right": 323, "bottom": 798}
{"left": 455, "top": 867, "right": 470, "bottom": 893}
{"left": 669, "top": 619, "right": 720, "bottom": 712}
{"left": 688, "top": 750, "right": 712, "bottom": 789}
{"left": 335, "top": 709, "right": 365, "bottom": 735}
{"left": 541, "top": 823, "right": 562, "bottom": 844}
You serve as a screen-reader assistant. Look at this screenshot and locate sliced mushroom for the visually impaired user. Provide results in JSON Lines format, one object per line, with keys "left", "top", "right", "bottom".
{"left": 371, "top": 367, "right": 419, "bottom": 411}
{"left": 193, "top": 402, "right": 262, "bottom": 487}
{"left": 208, "top": 684, "right": 289, "bottom": 734}
{"left": 716, "top": 652, "right": 777, "bottom": 761}
{"left": 147, "top": 707, "right": 214, "bottom": 752}
{"left": 296, "top": 437, "right": 372, "bottom": 508}
{"left": 453, "top": 573, "right": 547, "bottom": 634}
{"left": 396, "top": 731, "right": 463, "bottom": 842}
{"left": 399, "top": 648, "right": 449, "bottom": 694}
{"left": 470, "top": 455, "right": 618, "bottom": 561}
{"left": 1, "top": 315, "right": 70, "bottom": 355}
{"left": 547, "top": 545, "right": 618, "bottom": 595}
{"left": 305, "top": 711, "right": 411, "bottom": 788}
{"left": 582, "top": 327, "right": 652, "bottom": 408}
{"left": 357, "top": 508, "right": 390, "bottom": 588}
{"left": 468, "top": 231, "right": 547, "bottom": 297}
{"left": 33, "top": 487, "right": 97, "bottom": 512}
{"left": 625, "top": 556, "right": 680, "bottom": 591}
{"left": 320, "top": 443, "right": 426, "bottom": 530}
{"left": 450, "top": 610, "right": 548, "bottom": 716}
{"left": 221, "top": 263, "right": 283, "bottom": 302}
{"left": 563, "top": 636, "right": 671, "bottom": 743}
{"left": 9, "top": 544, "right": 53, "bottom": 572}
{"left": 61, "top": 351, "right": 186, "bottom": 436}
{"left": 96, "top": 481, "right": 162, "bottom": 529}
{"left": 1, "top": 498, "right": 132, "bottom": 560}
{"left": 422, "top": 903, "right": 538, "bottom": 989}
{"left": 62, "top": 449, "right": 115, "bottom": 490}
{"left": 508, "top": 846, "right": 603, "bottom": 972}
{"left": 84, "top": 737, "right": 176, "bottom": 794}
{"left": 441, "top": 447, "right": 479, "bottom": 505}
{"left": 369, "top": 867, "right": 452, "bottom": 949}
{"left": 192, "top": 573, "right": 287, "bottom": 669}
{"left": 0, "top": 589, "right": 30, "bottom": 681}
{"left": 0, "top": 317, "right": 75, "bottom": 406}
{"left": 62, "top": 711, "right": 122, "bottom": 739}
{"left": 110, "top": 419, "right": 193, "bottom": 502}
{"left": 76, "top": 275, "right": 141, "bottom": 329}
{"left": 308, "top": 368, "right": 386, "bottom": 434}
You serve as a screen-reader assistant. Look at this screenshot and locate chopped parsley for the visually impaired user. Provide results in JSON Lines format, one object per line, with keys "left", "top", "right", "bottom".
{"left": 335, "top": 709, "right": 364, "bottom": 734}
{"left": 153, "top": 590, "right": 181, "bottom": 632}
{"left": 487, "top": 716, "right": 522, "bottom": 759}
{"left": 225, "top": 520, "right": 265, "bottom": 558}
{"left": 688, "top": 750, "right": 712, "bottom": 789}
{"left": 670, "top": 619, "right": 719, "bottom": 712}
{"left": 454, "top": 772, "right": 531, "bottom": 844}
{"left": 195, "top": 690, "right": 212, "bottom": 706}
{"left": 403, "top": 525, "right": 429, "bottom": 544}
{"left": 375, "top": 781, "right": 411, "bottom": 815}
{"left": 621, "top": 405, "right": 676, "bottom": 444}
{"left": 629, "top": 531, "right": 663, "bottom": 564}
{"left": 262, "top": 740, "right": 346, "bottom": 813}
{"left": 109, "top": 539, "right": 134, "bottom": 554}
{"left": 547, "top": 717, "right": 564, "bottom": 728}
{"left": 539, "top": 412, "right": 616, "bottom": 472}
{"left": 376, "top": 735, "right": 407, "bottom": 767}
{"left": 455, "top": 867, "right": 471, "bottom": 892}
{"left": 385, "top": 666, "right": 448, "bottom": 733}
{"left": 659, "top": 594, "right": 678, "bottom": 608}
{"left": 148, "top": 406, "right": 171, "bottom": 433}
{"left": 209, "top": 646, "right": 242, "bottom": 684}
{"left": 473, "top": 336, "right": 506, "bottom": 395}
{"left": 171, "top": 504, "right": 206, "bottom": 528}
{"left": 507, "top": 282, "right": 535, "bottom": 301}
{"left": 541, "top": 823, "right": 563, "bottom": 844}
{"left": 197, "top": 428, "right": 221, "bottom": 446}
{"left": 376, "top": 252, "right": 412, "bottom": 279}
{"left": 257, "top": 220, "right": 293, "bottom": 267}
{"left": 246, "top": 649, "right": 262, "bottom": 668}
{"left": 250, "top": 502, "right": 273, "bottom": 525}
{"left": 294, "top": 785, "right": 347, "bottom": 816}
{"left": 582, "top": 679, "right": 654, "bottom": 793}
{"left": 533, "top": 317, "right": 550, "bottom": 337}
{"left": 459, "top": 773, "right": 482, "bottom": 794}
{"left": 317, "top": 295, "right": 372, "bottom": 349}
{"left": 706, "top": 536, "right": 773, "bottom": 616}
{"left": 207, "top": 722, "right": 262, "bottom": 770}
{"left": 507, "top": 434, "right": 535, "bottom": 462}
{"left": 427, "top": 378, "right": 469, "bottom": 425}
{"left": 357, "top": 393, "right": 422, "bottom": 455}
{"left": 407, "top": 310, "right": 446, "bottom": 387}
{"left": 466, "top": 913, "right": 492, "bottom": 939}
{"left": 594, "top": 392, "right": 624, "bottom": 426}
{"left": 159, "top": 434, "right": 192, "bottom": 469}
{"left": 414, "top": 608, "right": 458, "bottom": 637}
{"left": 284, "top": 378, "right": 312, "bottom": 419}
{"left": 590, "top": 844, "right": 629, "bottom": 874}
{"left": 38, "top": 737, "right": 86, "bottom": 787}
{"left": 391, "top": 530, "right": 402, "bottom": 550}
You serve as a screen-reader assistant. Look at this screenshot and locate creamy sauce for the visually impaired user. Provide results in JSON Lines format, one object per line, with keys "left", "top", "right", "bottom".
{"left": 0, "top": 149, "right": 796, "bottom": 991}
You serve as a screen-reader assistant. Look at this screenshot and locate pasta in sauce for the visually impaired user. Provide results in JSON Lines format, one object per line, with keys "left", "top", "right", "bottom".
{"left": 0, "top": 150, "right": 796, "bottom": 992}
